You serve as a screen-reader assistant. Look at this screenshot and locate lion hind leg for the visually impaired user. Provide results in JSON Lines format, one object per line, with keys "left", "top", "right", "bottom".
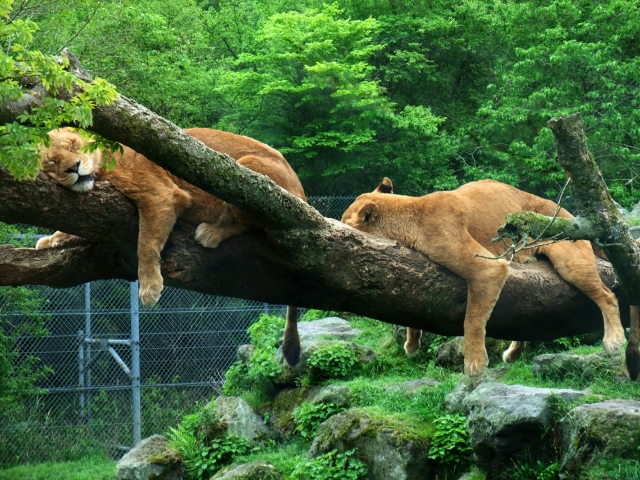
{"left": 542, "top": 242, "right": 625, "bottom": 353}
{"left": 404, "top": 328, "right": 422, "bottom": 356}
{"left": 502, "top": 341, "right": 526, "bottom": 363}
{"left": 282, "top": 306, "right": 301, "bottom": 366}
{"left": 36, "top": 231, "right": 83, "bottom": 249}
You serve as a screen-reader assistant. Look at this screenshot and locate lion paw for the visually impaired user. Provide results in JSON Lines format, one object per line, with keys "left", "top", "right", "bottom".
{"left": 404, "top": 339, "right": 421, "bottom": 357}
{"left": 463, "top": 352, "right": 489, "bottom": 376}
{"left": 502, "top": 341, "right": 525, "bottom": 364}
{"left": 139, "top": 281, "right": 163, "bottom": 307}
{"left": 195, "top": 223, "right": 223, "bottom": 249}
{"left": 603, "top": 328, "right": 626, "bottom": 353}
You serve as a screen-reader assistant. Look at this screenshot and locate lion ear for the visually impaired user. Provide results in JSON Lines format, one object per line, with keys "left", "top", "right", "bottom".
{"left": 69, "top": 137, "right": 81, "bottom": 152}
{"left": 358, "top": 202, "right": 379, "bottom": 225}
{"left": 374, "top": 177, "right": 394, "bottom": 194}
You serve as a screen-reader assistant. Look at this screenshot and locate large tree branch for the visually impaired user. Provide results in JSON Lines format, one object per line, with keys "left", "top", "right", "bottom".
{"left": 0, "top": 166, "right": 629, "bottom": 340}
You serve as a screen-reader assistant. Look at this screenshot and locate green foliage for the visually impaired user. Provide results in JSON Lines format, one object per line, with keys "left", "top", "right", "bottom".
{"left": 0, "top": 229, "right": 51, "bottom": 415}
{"left": 166, "top": 407, "right": 252, "bottom": 479}
{"left": 300, "top": 309, "right": 340, "bottom": 322}
{"left": 293, "top": 402, "right": 346, "bottom": 439}
{"left": 510, "top": 461, "right": 560, "bottom": 480}
{"left": 0, "top": 454, "right": 115, "bottom": 480}
{"left": 308, "top": 343, "right": 357, "bottom": 380}
{"left": 291, "top": 449, "right": 368, "bottom": 480}
{"left": 0, "top": 0, "right": 119, "bottom": 180}
{"left": 246, "top": 314, "right": 285, "bottom": 381}
{"left": 427, "top": 414, "right": 473, "bottom": 465}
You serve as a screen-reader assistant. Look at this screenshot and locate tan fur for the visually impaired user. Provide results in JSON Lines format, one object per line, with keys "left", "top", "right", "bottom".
{"left": 342, "top": 178, "right": 626, "bottom": 376}
{"left": 37, "top": 128, "right": 306, "bottom": 310}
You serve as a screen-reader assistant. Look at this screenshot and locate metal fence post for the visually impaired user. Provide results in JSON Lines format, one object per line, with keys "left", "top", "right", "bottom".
{"left": 84, "top": 283, "right": 92, "bottom": 416}
{"left": 78, "top": 330, "right": 85, "bottom": 417}
{"left": 130, "top": 281, "right": 141, "bottom": 446}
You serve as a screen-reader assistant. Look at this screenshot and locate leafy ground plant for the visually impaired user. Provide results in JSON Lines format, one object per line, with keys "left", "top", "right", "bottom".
{"left": 308, "top": 343, "right": 357, "bottom": 380}
{"left": 427, "top": 414, "right": 473, "bottom": 465}
{"left": 293, "top": 402, "right": 346, "bottom": 439}
{"left": 291, "top": 449, "right": 367, "bottom": 480}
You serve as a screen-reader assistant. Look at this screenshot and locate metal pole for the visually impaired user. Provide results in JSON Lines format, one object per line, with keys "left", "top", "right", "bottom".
{"left": 78, "top": 330, "right": 85, "bottom": 418}
{"left": 84, "top": 283, "right": 92, "bottom": 416}
{"left": 263, "top": 302, "right": 269, "bottom": 314}
{"left": 130, "top": 281, "right": 141, "bottom": 446}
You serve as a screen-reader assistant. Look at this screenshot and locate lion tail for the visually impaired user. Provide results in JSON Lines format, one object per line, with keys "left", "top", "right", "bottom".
{"left": 282, "top": 305, "right": 301, "bottom": 367}
{"left": 626, "top": 305, "right": 640, "bottom": 381}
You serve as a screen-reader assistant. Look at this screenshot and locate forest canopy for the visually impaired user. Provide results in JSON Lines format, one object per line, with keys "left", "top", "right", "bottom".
{"left": 2, "top": 0, "right": 640, "bottom": 202}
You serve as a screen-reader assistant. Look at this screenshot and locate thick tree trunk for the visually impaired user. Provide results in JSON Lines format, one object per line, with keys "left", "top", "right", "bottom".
{"left": 0, "top": 57, "right": 630, "bottom": 342}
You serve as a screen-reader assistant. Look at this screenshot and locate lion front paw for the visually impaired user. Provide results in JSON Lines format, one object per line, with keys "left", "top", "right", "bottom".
{"left": 463, "top": 351, "right": 489, "bottom": 376}
{"left": 138, "top": 280, "right": 163, "bottom": 308}
{"left": 195, "top": 223, "right": 224, "bottom": 249}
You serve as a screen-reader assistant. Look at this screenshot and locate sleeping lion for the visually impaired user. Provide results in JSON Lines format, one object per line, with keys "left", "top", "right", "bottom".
{"left": 342, "top": 177, "right": 627, "bottom": 376}
{"left": 37, "top": 127, "right": 305, "bottom": 365}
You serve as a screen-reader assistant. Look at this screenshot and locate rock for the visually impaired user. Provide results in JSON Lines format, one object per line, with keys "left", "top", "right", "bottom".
{"left": 385, "top": 378, "right": 441, "bottom": 396}
{"left": 308, "top": 408, "right": 431, "bottom": 480}
{"left": 269, "top": 384, "right": 352, "bottom": 437}
{"left": 435, "top": 337, "right": 510, "bottom": 370}
{"left": 532, "top": 351, "right": 627, "bottom": 381}
{"left": 274, "top": 340, "right": 375, "bottom": 386}
{"left": 292, "top": 317, "right": 361, "bottom": 343}
{"left": 463, "top": 382, "right": 588, "bottom": 474}
{"left": 559, "top": 399, "right": 640, "bottom": 476}
{"left": 114, "top": 435, "right": 183, "bottom": 480}
{"left": 444, "top": 367, "right": 509, "bottom": 413}
{"left": 236, "top": 344, "right": 255, "bottom": 366}
{"left": 211, "top": 461, "right": 282, "bottom": 479}
{"left": 630, "top": 225, "right": 640, "bottom": 240}
{"left": 202, "top": 396, "right": 270, "bottom": 445}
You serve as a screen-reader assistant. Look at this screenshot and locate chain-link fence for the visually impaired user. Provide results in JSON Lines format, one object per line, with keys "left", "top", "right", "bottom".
{"left": 0, "top": 196, "right": 355, "bottom": 465}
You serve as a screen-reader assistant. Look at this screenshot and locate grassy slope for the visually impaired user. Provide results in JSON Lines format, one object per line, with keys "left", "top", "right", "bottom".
{"left": 0, "top": 455, "right": 116, "bottom": 480}
{"left": 230, "top": 313, "right": 640, "bottom": 479}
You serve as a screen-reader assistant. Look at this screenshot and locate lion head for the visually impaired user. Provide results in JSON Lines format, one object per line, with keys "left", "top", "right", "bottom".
{"left": 40, "top": 128, "right": 101, "bottom": 193}
{"left": 341, "top": 177, "right": 394, "bottom": 233}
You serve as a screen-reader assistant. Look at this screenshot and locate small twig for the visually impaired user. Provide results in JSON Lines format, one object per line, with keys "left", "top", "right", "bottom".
{"left": 477, "top": 179, "right": 572, "bottom": 262}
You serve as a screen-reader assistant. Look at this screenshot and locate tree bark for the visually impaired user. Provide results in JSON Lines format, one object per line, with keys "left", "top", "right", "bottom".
{"left": 0, "top": 58, "right": 631, "bottom": 342}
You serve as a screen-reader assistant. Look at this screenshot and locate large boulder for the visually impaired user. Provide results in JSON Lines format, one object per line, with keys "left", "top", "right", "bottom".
{"left": 444, "top": 368, "right": 509, "bottom": 413}
{"left": 201, "top": 396, "right": 270, "bottom": 445}
{"left": 269, "top": 384, "right": 352, "bottom": 438}
{"left": 532, "top": 351, "right": 627, "bottom": 381}
{"left": 114, "top": 435, "right": 183, "bottom": 480}
{"left": 274, "top": 340, "right": 375, "bottom": 386}
{"left": 463, "top": 382, "right": 588, "bottom": 474}
{"left": 292, "top": 317, "right": 361, "bottom": 343}
{"left": 559, "top": 399, "right": 640, "bottom": 476}
{"left": 308, "top": 408, "right": 431, "bottom": 480}
{"left": 211, "top": 461, "right": 282, "bottom": 480}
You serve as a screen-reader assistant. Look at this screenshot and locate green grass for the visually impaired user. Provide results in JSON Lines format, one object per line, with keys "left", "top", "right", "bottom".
{"left": 0, "top": 455, "right": 116, "bottom": 480}
{"left": 226, "top": 441, "right": 308, "bottom": 477}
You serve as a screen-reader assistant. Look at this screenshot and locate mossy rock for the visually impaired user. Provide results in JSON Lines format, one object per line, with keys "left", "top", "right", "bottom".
{"left": 532, "top": 351, "right": 627, "bottom": 381}
{"left": 210, "top": 461, "right": 282, "bottom": 479}
{"left": 308, "top": 408, "right": 432, "bottom": 480}
{"left": 269, "top": 384, "right": 352, "bottom": 437}
{"left": 115, "top": 435, "right": 185, "bottom": 480}
{"left": 201, "top": 396, "right": 270, "bottom": 445}
{"left": 559, "top": 399, "right": 640, "bottom": 476}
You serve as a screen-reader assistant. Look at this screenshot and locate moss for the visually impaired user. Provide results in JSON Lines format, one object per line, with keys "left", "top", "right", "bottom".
{"left": 270, "top": 387, "right": 311, "bottom": 433}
